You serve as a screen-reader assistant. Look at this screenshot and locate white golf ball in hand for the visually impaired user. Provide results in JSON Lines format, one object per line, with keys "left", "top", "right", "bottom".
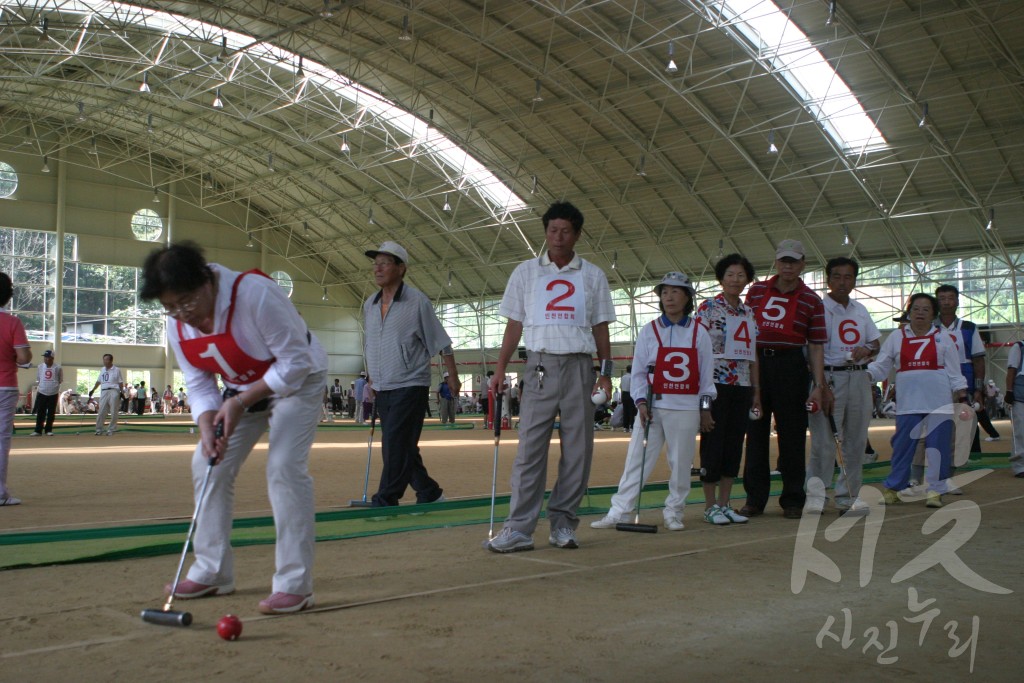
{"left": 591, "top": 389, "right": 608, "bottom": 405}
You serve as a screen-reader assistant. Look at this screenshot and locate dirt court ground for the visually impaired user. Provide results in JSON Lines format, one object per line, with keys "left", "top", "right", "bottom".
{"left": 2, "top": 415, "right": 1022, "bottom": 682}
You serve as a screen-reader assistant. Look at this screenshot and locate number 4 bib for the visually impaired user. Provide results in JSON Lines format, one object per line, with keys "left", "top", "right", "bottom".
{"left": 533, "top": 271, "right": 587, "bottom": 326}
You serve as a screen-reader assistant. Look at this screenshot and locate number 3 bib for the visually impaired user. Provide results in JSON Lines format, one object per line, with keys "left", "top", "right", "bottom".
{"left": 652, "top": 322, "right": 700, "bottom": 395}
{"left": 178, "top": 270, "right": 276, "bottom": 385}
{"left": 532, "top": 271, "right": 587, "bottom": 326}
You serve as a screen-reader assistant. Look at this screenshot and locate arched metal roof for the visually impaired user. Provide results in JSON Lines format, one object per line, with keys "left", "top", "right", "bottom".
{"left": 1, "top": 0, "right": 1021, "bottom": 302}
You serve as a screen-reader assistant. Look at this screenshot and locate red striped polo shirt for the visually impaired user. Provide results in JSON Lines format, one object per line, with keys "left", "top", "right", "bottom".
{"left": 745, "top": 275, "right": 827, "bottom": 348}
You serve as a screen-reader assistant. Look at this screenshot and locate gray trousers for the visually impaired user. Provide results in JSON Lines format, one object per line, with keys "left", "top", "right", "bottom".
{"left": 504, "top": 352, "right": 594, "bottom": 535}
{"left": 807, "top": 368, "right": 871, "bottom": 508}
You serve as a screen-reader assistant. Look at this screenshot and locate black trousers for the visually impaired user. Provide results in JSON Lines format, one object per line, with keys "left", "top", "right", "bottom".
{"left": 700, "top": 384, "right": 753, "bottom": 482}
{"left": 622, "top": 391, "right": 636, "bottom": 430}
{"left": 33, "top": 392, "right": 59, "bottom": 433}
{"left": 744, "top": 349, "right": 809, "bottom": 511}
{"left": 372, "top": 386, "right": 443, "bottom": 507}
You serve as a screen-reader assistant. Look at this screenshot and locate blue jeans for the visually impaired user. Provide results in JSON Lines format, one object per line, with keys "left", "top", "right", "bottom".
{"left": 372, "top": 386, "right": 443, "bottom": 506}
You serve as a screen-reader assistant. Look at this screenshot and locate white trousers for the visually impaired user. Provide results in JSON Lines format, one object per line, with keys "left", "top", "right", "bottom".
{"left": 807, "top": 369, "right": 872, "bottom": 508}
{"left": 186, "top": 370, "right": 324, "bottom": 595}
{"left": 608, "top": 407, "right": 699, "bottom": 522}
{"left": 95, "top": 389, "right": 120, "bottom": 433}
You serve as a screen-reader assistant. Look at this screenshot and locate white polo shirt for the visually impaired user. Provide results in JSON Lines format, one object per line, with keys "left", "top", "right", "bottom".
{"left": 822, "top": 294, "right": 881, "bottom": 366}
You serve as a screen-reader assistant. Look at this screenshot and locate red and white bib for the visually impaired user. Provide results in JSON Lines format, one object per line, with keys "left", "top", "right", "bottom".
{"left": 178, "top": 270, "right": 275, "bottom": 385}
{"left": 532, "top": 270, "right": 586, "bottom": 326}
{"left": 753, "top": 294, "right": 804, "bottom": 345}
{"left": 651, "top": 321, "right": 700, "bottom": 395}
{"left": 898, "top": 327, "right": 942, "bottom": 372}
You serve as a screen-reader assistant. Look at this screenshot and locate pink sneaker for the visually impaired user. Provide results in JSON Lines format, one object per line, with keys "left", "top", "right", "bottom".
{"left": 258, "top": 592, "right": 314, "bottom": 614}
{"left": 164, "top": 578, "right": 235, "bottom": 599}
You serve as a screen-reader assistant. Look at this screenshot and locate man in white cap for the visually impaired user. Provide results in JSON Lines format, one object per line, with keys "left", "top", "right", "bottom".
{"left": 742, "top": 239, "right": 828, "bottom": 519}
{"left": 436, "top": 370, "right": 456, "bottom": 425}
{"left": 486, "top": 201, "right": 616, "bottom": 552}
{"left": 363, "top": 241, "right": 460, "bottom": 507}
{"left": 30, "top": 349, "right": 63, "bottom": 436}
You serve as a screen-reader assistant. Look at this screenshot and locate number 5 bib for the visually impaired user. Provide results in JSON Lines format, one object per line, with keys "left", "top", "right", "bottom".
{"left": 651, "top": 322, "right": 700, "bottom": 395}
{"left": 532, "top": 271, "right": 587, "bottom": 326}
{"left": 178, "top": 270, "right": 276, "bottom": 385}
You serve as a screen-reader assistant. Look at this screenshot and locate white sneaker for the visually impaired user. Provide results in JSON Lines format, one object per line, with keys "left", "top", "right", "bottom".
{"left": 719, "top": 506, "right": 749, "bottom": 524}
{"left": 548, "top": 527, "right": 579, "bottom": 549}
{"left": 590, "top": 513, "right": 624, "bottom": 529}
{"left": 804, "top": 498, "right": 825, "bottom": 515}
{"left": 703, "top": 505, "right": 730, "bottom": 526}
{"left": 984, "top": 436, "right": 1000, "bottom": 442}
{"left": 664, "top": 518, "right": 685, "bottom": 531}
{"left": 486, "top": 527, "right": 534, "bottom": 553}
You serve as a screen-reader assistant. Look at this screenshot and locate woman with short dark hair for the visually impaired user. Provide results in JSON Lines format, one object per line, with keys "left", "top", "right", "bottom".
{"left": 141, "top": 242, "right": 327, "bottom": 613}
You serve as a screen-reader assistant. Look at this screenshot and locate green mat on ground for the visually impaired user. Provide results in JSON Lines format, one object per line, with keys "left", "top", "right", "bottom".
{"left": 0, "top": 457, "right": 1010, "bottom": 570}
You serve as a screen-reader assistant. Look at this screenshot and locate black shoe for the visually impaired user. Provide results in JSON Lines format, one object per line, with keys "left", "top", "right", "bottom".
{"left": 783, "top": 507, "right": 803, "bottom": 519}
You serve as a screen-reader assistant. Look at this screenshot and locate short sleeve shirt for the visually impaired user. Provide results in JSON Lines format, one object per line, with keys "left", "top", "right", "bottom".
{"left": 695, "top": 294, "right": 755, "bottom": 386}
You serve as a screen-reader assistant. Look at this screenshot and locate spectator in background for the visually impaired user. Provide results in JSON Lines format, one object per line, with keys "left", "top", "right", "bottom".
{"left": 29, "top": 349, "right": 63, "bottom": 436}
{"left": 89, "top": 354, "right": 124, "bottom": 435}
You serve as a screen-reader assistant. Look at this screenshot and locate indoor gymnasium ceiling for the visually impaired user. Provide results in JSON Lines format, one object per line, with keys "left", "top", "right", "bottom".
{"left": 0, "top": 0, "right": 1022, "bottom": 303}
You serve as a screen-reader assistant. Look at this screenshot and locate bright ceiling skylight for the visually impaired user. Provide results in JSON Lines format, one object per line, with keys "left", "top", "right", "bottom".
{"left": 8, "top": 0, "right": 528, "bottom": 215}
{"left": 717, "top": 0, "right": 888, "bottom": 154}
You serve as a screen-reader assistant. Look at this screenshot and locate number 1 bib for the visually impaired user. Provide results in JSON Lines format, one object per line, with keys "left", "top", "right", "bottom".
{"left": 178, "top": 270, "right": 276, "bottom": 385}
{"left": 532, "top": 270, "right": 587, "bottom": 326}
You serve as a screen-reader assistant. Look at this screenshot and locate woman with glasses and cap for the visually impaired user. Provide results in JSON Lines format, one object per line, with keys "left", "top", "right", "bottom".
{"left": 694, "top": 253, "right": 760, "bottom": 525}
{"left": 867, "top": 293, "right": 968, "bottom": 508}
{"left": 140, "top": 241, "right": 327, "bottom": 615}
{"left": 591, "top": 272, "right": 716, "bottom": 532}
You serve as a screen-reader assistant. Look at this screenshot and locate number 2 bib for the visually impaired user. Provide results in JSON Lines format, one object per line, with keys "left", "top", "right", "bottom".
{"left": 898, "top": 328, "right": 940, "bottom": 372}
{"left": 532, "top": 270, "right": 587, "bottom": 326}
{"left": 652, "top": 322, "right": 699, "bottom": 395}
{"left": 178, "top": 270, "right": 276, "bottom": 385}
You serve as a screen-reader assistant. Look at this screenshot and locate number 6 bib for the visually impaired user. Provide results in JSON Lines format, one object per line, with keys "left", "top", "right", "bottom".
{"left": 532, "top": 271, "right": 587, "bottom": 326}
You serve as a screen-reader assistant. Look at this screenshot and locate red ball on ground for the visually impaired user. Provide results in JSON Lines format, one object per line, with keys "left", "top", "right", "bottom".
{"left": 217, "top": 614, "right": 243, "bottom": 641}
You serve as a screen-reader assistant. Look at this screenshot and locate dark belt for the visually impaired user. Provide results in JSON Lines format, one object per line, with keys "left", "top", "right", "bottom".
{"left": 758, "top": 346, "right": 803, "bottom": 357}
{"left": 824, "top": 365, "right": 867, "bottom": 372}
{"left": 101, "top": 387, "right": 119, "bottom": 391}
{"left": 222, "top": 388, "right": 271, "bottom": 413}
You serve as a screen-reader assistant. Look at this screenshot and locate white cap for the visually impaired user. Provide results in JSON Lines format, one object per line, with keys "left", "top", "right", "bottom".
{"left": 775, "top": 239, "right": 805, "bottom": 260}
{"left": 654, "top": 271, "right": 694, "bottom": 296}
{"left": 365, "top": 241, "right": 409, "bottom": 265}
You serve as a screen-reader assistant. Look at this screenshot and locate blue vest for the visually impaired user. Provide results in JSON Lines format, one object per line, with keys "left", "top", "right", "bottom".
{"left": 1013, "top": 342, "right": 1024, "bottom": 396}
{"left": 950, "top": 319, "right": 977, "bottom": 386}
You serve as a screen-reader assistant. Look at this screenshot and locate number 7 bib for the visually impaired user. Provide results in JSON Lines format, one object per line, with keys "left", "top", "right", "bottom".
{"left": 532, "top": 271, "right": 587, "bottom": 326}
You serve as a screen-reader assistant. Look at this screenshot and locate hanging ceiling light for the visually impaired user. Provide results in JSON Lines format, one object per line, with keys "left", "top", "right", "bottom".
{"left": 339, "top": 133, "right": 351, "bottom": 154}
{"left": 635, "top": 155, "right": 647, "bottom": 177}
{"left": 88, "top": 136, "right": 99, "bottom": 155}
{"left": 303, "top": 221, "right": 310, "bottom": 235}
{"left": 399, "top": 14, "right": 412, "bottom": 41}
{"left": 443, "top": 193, "right": 452, "bottom": 213}
{"left": 768, "top": 129, "right": 779, "bottom": 154}
{"left": 322, "top": 287, "right": 329, "bottom": 301}
{"left": 267, "top": 153, "right": 275, "bottom": 172}
{"left": 38, "top": 17, "right": 49, "bottom": 43}
{"left": 611, "top": 251, "right": 618, "bottom": 270}
{"left": 152, "top": 187, "right": 160, "bottom": 204}
{"left": 139, "top": 72, "right": 151, "bottom": 93}
{"left": 532, "top": 79, "right": 544, "bottom": 103}
{"left": 531, "top": 175, "right": 538, "bottom": 194}
{"left": 918, "top": 102, "right": 929, "bottom": 128}
{"left": 296, "top": 56, "right": 305, "bottom": 80}
{"left": 146, "top": 113, "right": 154, "bottom": 134}
{"left": 41, "top": 155, "right": 50, "bottom": 173}
{"left": 246, "top": 232, "right": 254, "bottom": 248}
{"left": 215, "top": 36, "right": 229, "bottom": 63}
{"left": 718, "top": 239, "right": 724, "bottom": 258}
{"left": 447, "top": 270, "right": 453, "bottom": 287}
{"left": 986, "top": 208, "right": 994, "bottom": 231}
{"left": 76, "top": 101, "right": 86, "bottom": 122}
{"left": 843, "top": 226, "right": 851, "bottom": 246}
{"left": 212, "top": 88, "right": 224, "bottom": 109}
{"left": 204, "top": 173, "right": 214, "bottom": 190}
{"left": 666, "top": 41, "right": 678, "bottom": 74}
{"left": 320, "top": 1, "right": 334, "bottom": 19}
{"left": 368, "top": 207, "right": 375, "bottom": 225}
{"left": 18, "top": 125, "right": 33, "bottom": 147}
{"left": 826, "top": 0, "right": 837, "bottom": 26}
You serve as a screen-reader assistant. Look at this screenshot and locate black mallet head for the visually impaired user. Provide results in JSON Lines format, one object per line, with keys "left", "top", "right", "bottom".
{"left": 140, "top": 608, "right": 193, "bottom": 627}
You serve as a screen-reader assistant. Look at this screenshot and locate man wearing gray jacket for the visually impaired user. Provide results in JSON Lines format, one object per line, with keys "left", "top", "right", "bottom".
{"left": 363, "top": 241, "right": 460, "bottom": 507}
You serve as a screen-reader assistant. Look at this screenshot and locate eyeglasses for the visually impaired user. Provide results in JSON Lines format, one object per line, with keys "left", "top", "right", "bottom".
{"left": 161, "top": 290, "right": 204, "bottom": 318}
